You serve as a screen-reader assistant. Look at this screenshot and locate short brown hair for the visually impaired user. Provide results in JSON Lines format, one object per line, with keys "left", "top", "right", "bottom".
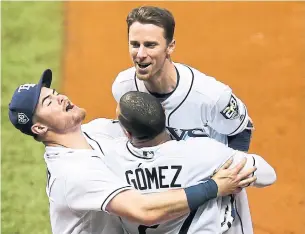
{"left": 126, "top": 6, "right": 175, "bottom": 44}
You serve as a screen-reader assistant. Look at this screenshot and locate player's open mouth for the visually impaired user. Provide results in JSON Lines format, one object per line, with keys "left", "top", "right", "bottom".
{"left": 137, "top": 63, "right": 151, "bottom": 69}
{"left": 65, "top": 102, "right": 74, "bottom": 112}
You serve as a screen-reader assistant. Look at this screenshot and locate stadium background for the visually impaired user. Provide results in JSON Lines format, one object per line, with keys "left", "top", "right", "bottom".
{"left": 2, "top": 1, "right": 304, "bottom": 234}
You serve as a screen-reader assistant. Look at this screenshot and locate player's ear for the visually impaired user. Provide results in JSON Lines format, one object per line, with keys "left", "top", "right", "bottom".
{"left": 115, "top": 105, "right": 121, "bottom": 119}
{"left": 31, "top": 122, "right": 48, "bottom": 137}
{"left": 167, "top": 39, "right": 176, "bottom": 55}
{"left": 161, "top": 104, "right": 165, "bottom": 113}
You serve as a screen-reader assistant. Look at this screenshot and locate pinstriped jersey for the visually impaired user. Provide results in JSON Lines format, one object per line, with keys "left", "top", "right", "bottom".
{"left": 112, "top": 63, "right": 254, "bottom": 234}
{"left": 44, "top": 119, "right": 130, "bottom": 234}
{"left": 112, "top": 62, "right": 250, "bottom": 144}
{"left": 103, "top": 137, "right": 240, "bottom": 234}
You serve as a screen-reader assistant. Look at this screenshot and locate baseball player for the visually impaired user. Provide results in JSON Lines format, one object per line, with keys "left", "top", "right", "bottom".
{"left": 112, "top": 6, "right": 255, "bottom": 233}
{"left": 8, "top": 69, "right": 256, "bottom": 234}
{"left": 102, "top": 91, "right": 276, "bottom": 234}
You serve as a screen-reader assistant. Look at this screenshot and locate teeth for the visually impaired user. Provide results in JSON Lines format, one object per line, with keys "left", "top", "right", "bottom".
{"left": 138, "top": 63, "right": 150, "bottom": 68}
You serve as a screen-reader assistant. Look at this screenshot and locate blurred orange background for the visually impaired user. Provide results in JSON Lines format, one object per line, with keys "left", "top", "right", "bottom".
{"left": 62, "top": 2, "right": 305, "bottom": 233}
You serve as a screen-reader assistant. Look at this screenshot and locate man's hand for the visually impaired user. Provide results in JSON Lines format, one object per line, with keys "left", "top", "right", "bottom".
{"left": 212, "top": 157, "right": 256, "bottom": 196}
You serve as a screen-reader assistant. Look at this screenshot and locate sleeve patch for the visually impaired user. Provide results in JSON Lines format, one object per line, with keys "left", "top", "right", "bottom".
{"left": 220, "top": 95, "right": 240, "bottom": 120}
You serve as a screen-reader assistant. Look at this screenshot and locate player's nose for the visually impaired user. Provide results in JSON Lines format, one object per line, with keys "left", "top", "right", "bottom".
{"left": 136, "top": 45, "right": 147, "bottom": 59}
{"left": 56, "top": 94, "right": 68, "bottom": 105}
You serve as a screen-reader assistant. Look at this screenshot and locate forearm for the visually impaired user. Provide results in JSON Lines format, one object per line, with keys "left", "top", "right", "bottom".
{"left": 107, "top": 189, "right": 189, "bottom": 226}
{"left": 106, "top": 180, "right": 218, "bottom": 226}
{"left": 141, "top": 180, "right": 218, "bottom": 224}
{"left": 137, "top": 189, "right": 190, "bottom": 225}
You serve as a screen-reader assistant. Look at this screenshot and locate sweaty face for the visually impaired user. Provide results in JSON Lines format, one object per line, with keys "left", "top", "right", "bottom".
{"left": 128, "top": 22, "right": 170, "bottom": 81}
{"left": 34, "top": 87, "right": 86, "bottom": 134}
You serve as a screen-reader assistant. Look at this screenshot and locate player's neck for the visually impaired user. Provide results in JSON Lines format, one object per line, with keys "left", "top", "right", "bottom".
{"left": 43, "top": 129, "right": 92, "bottom": 150}
{"left": 131, "top": 131, "right": 171, "bottom": 148}
{"left": 144, "top": 61, "right": 177, "bottom": 94}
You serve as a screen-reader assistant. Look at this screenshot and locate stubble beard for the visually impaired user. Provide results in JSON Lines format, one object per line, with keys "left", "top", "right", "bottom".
{"left": 53, "top": 108, "right": 87, "bottom": 134}
{"left": 136, "top": 61, "right": 166, "bottom": 83}
{"left": 72, "top": 108, "right": 86, "bottom": 128}
{"left": 136, "top": 67, "right": 152, "bottom": 81}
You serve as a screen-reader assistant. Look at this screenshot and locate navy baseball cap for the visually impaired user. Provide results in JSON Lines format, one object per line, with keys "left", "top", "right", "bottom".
{"left": 8, "top": 69, "right": 53, "bottom": 136}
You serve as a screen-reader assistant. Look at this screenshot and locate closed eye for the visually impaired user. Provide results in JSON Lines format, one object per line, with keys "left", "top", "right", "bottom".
{"left": 47, "top": 89, "right": 57, "bottom": 106}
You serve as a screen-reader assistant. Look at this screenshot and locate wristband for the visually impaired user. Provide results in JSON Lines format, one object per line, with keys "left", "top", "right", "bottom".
{"left": 184, "top": 179, "right": 218, "bottom": 211}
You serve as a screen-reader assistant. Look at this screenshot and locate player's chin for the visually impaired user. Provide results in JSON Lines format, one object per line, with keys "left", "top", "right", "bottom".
{"left": 78, "top": 108, "right": 86, "bottom": 121}
{"left": 136, "top": 72, "right": 151, "bottom": 81}
{"left": 71, "top": 108, "right": 86, "bottom": 123}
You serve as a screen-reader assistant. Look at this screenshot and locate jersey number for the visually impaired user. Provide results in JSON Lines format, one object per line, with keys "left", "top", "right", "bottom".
{"left": 138, "top": 224, "right": 159, "bottom": 234}
{"left": 221, "top": 195, "right": 236, "bottom": 232}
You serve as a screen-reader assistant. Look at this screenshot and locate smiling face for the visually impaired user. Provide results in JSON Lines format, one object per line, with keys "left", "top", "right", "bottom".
{"left": 32, "top": 87, "right": 86, "bottom": 136}
{"left": 128, "top": 22, "right": 175, "bottom": 81}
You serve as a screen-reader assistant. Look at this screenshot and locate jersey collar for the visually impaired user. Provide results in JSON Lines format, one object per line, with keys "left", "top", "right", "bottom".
{"left": 126, "top": 141, "right": 159, "bottom": 160}
{"left": 44, "top": 146, "right": 102, "bottom": 160}
{"left": 134, "top": 62, "right": 194, "bottom": 114}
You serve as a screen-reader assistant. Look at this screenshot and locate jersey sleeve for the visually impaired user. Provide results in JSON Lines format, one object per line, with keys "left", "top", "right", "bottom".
{"left": 64, "top": 165, "right": 132, "bottom": 212}
{"left": 112, "top": 73, "right": 124, "bottom": 103}
{"left": 112, "top": 71, "right": 133, "bottom": 103}
{"left": 81, "top": 118, "right": 125, "bottom": 139}
{"left": 229, "top": 151, "right": 277, "bottom": 187}
{"left": 190, "top": 138, "right": 276, "bottom": 188}
{"left": 207, "top": 87, "right": 250, "bottom": 136}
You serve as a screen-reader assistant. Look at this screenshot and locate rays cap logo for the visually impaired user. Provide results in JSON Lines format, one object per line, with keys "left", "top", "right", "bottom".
{"left": 8, "top": 69, "right": 53, "bottom": 136}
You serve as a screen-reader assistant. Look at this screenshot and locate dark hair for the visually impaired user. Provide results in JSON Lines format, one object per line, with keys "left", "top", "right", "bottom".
{"left": 118, "top": 91, "right": 166, "bottom": 140}
{"left": 126, "top": 6, "right": 175, "bottom": 45}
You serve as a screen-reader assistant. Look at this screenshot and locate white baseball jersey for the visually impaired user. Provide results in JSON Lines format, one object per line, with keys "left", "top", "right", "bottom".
{"left": 44, "top": 119, "right": 130, "bottom": 234}
{"left": 112, "top": 63, "right": 253, "bottom": 233}
{"left": 112, "top": 62, "right": 250, "bottom": 144}
{"left": 102, "top": 137, "right": 276, "bottom": 234}
{"left": 81, "top": 118, "right": 125, "bottom": 141}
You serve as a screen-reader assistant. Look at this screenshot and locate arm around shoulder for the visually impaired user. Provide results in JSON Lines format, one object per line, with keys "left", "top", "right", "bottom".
{"left": 106, "top": 178, "right": 219, "bottom": 226}
{"left": 106, "top": 189, "right": 189, "bottom": 226}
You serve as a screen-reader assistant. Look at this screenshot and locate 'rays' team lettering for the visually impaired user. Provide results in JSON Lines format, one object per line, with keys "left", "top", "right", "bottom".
{"left": 18, "top": 84, "right": 36, "bottom": 92}
{"left": 125, "top": 165, "right": 182, "bottom": 190}
{"left": 166, "top": 127, "right": 209, "bottom": 140}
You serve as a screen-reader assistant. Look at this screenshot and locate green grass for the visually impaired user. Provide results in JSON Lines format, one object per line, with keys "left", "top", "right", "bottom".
{"left": 2, "top": 2, "right": 63, "bottom": 233}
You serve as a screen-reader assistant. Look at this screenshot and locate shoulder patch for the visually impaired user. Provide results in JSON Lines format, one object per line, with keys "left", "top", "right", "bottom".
{"left": 220, "top": 95, "right": 239, "bottom": 120}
